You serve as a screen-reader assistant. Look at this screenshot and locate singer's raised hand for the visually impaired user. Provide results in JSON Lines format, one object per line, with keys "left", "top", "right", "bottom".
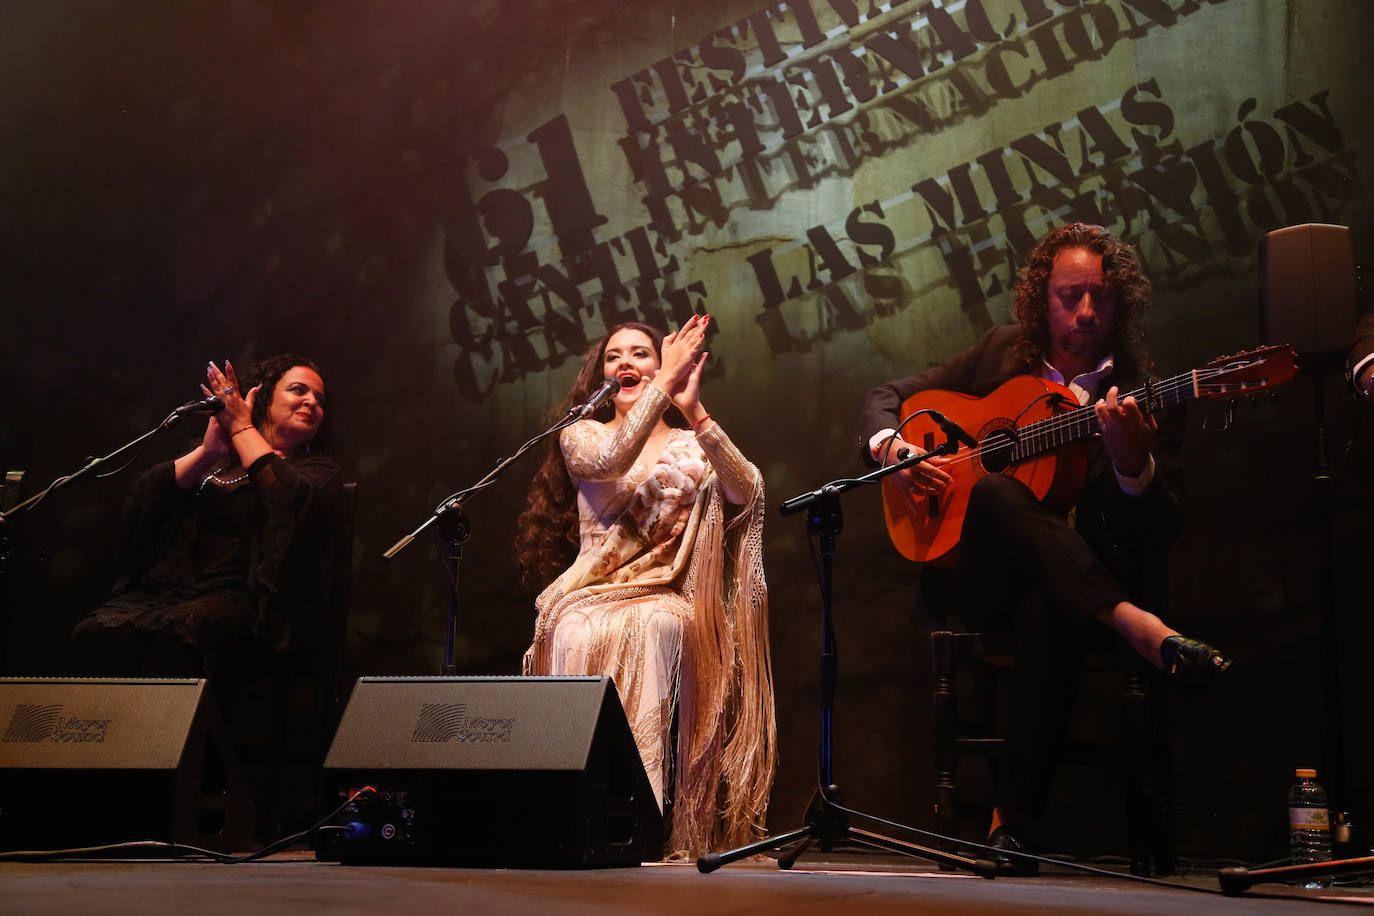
{"left": 173, "top": 412, "right": 231, "bottom": 489}
{"left": 205, "top": 360, "right": 256, "bottom": 433}
{"left": 672, "top": 350, "right": 710, "bottom": 426}
{"left": 196, "top": 407, "right": 232, "bottom": 461}
{"left": 206, "top": 359, "right": 274, "bottom": 474}
{"left": 651, "top": 314, "right": 708, "bottom": 398}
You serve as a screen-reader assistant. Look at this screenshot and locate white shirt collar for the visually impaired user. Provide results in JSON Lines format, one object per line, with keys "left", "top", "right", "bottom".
{"left": 1041, "top": 354, "right": 1115, "bottom": 406}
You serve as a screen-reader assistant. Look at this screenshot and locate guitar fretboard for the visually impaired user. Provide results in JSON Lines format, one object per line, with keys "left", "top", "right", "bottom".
{"left": 1001, "top": 365, "right": 1242, "bottom": 464}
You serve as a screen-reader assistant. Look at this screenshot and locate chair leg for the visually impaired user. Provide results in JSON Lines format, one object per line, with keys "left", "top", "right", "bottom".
{"left": 932, "top": 630, "right": 1177, "bottom": 868}
{"left": 1150, "top": 677, "right": 1177, "bottom": 876}
{"left": 931, "top": 632, "right": 959, "bottom": 841}
{"left": 1122, "top": 668, "right": 1152, "bottom": 876}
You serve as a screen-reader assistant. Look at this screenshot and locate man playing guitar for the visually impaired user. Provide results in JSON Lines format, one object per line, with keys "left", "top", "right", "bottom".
{"left": 859, "top": 222, "right": 1232, "bottom": 872}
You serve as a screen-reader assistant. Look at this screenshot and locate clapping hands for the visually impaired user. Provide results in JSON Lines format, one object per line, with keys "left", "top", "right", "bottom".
{"left": 203, "top": 360, "right": 261, "bottom": 434}
{"left": 655, "top": 314, "right": 710, "bottom": 417}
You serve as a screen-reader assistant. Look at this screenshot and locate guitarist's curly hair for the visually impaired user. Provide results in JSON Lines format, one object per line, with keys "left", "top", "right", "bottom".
{"left": 1011, "top": 222, "right": 1152, "bottom": 377}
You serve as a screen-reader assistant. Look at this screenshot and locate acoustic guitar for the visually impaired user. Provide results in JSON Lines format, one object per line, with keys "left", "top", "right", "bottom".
{"left": 880, "top": 345, "right": 1299, "bottom": 563}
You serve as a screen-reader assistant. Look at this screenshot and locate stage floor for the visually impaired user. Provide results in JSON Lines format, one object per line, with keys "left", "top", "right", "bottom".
{"left": 2, "top": 851, "right": 1370, "bottom": 914}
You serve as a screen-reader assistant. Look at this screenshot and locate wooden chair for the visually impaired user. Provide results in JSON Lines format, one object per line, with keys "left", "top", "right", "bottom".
{"left": 930, "top": 628, "right": 1175, "bottom": 876}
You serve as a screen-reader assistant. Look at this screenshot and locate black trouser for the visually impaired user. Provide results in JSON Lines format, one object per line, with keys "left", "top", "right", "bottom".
{"left": 69, "top": 615, "right": 206, "bottom": 677}
{"left": 957, "top": 474, "right": 1130, "bottom": 825}
{"left": 68, "top": 609, "right": 263, "bottom": 683}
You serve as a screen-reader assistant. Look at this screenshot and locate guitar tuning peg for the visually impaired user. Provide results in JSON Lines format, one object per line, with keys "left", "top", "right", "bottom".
{"left": 1203, "top": 403, "right": 1235, "bottom": 431}
{"left": 1204, "top": 399, "right": 1238, "bottom": 431}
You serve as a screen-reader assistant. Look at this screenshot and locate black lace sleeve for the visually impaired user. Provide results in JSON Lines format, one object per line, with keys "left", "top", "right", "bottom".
{"left": 114, "top": 461, "right": 191, "bottom": 589}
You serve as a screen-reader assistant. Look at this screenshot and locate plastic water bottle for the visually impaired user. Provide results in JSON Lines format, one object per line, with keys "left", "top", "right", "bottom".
{"left": 1289, "top": 768, "right": 1332, "bottom": 888}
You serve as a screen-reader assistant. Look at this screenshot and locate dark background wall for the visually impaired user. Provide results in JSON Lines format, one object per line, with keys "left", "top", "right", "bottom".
{"left": 3, "top": 0, "right": 1373, "bottom": 863}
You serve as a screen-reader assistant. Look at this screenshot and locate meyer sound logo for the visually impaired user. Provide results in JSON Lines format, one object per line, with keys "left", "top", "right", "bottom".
{"left": 411, "top": 703, "right": 513, "bottom": 744}
{"left": 2, "top": 704, "right": 111, "bottom": 744}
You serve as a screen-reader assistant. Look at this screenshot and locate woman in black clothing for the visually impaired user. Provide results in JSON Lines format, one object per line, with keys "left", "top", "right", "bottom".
{"left": 70, "top": 354, "right": 342, "bottom": 680}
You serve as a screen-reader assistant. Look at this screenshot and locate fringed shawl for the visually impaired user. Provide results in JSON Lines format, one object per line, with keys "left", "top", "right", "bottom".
{"left": 670, "top": 459, "right": 776, "bottom": 856}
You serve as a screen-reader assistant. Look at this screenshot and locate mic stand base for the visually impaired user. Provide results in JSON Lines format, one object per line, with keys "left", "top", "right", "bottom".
{"left": 704, "top": 443, "right": 992, "bottom": 879}
{"left": 1219, "top": 854, "right": 1374, "bottom": 894}
{"left": 697, "top": 785, "right": 998, "bottom": 876}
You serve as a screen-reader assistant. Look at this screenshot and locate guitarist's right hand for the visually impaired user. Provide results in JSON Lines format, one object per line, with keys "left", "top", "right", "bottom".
{"left": 874, "top": 436, "right": 953, "bottom": 495}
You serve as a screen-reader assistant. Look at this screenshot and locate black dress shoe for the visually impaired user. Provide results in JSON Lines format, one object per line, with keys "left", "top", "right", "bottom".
{"left": 987, "top": 826, "right": 1039, "bottom": 876}
{"left": 1161, "top": 635, "right": 1232, "bottom": 692}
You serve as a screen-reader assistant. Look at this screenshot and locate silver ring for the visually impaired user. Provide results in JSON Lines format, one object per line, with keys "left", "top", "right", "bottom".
{"left": 222, "top": 386, "right": 234, "bottom": 396}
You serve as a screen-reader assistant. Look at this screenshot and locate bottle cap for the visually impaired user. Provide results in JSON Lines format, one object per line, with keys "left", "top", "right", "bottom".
{"left": 1296, "top": 767, "right": 1317, "bottom": 778}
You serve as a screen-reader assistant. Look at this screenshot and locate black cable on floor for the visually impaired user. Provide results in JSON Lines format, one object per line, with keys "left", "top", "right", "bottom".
{"left": 0, "top": 786, "right": 375, "bottom": 864}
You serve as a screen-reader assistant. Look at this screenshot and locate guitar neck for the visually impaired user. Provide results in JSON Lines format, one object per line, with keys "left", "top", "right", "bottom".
{"left": 1008, "top": 369, "right": 1200, "bottom": 463}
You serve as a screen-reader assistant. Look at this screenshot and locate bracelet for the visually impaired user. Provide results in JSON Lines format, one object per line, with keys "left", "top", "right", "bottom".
{"left": 231, "top": 425, "right": 255, "bottom": 438}
{"left": 688, "top": 413, "right": 712, "bottom": 430}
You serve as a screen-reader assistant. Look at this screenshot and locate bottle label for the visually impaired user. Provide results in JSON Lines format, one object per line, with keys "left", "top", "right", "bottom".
{"left": 1290, "top": 806, "right": 1330, "bottom": 830}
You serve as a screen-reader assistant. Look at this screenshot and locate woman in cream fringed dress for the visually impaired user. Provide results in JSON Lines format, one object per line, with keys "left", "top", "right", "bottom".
{"left": 516, "top": 316, "right": 775, "bottom": 858}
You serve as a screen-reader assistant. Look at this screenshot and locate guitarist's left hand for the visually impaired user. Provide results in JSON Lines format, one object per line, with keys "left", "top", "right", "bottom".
{"left": 1095, "top": 385, "right": 1155, "bottom": 478}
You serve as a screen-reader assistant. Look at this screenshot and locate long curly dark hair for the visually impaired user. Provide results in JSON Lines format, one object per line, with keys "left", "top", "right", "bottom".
{"left": 244, "top": 353, "right": 329, "bottom": 453}
{"left": 514, "top": 323, "right": 687, "bottom": 588}
{"left": 1011, "top": 222, "right": 1153, "bottom": 377}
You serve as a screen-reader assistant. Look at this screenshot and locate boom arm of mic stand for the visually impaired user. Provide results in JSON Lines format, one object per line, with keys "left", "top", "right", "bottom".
{"left": 379, "top": 410, "right": 581, "bottom": 676}
{"left": 778, "top": 438, "right": 960, "bottom": 517}
{"left": 381, "top": 413, "right": 579, "bottom": 560}
{"left": 0, "top": 416, "right": 176, "bottom": 527}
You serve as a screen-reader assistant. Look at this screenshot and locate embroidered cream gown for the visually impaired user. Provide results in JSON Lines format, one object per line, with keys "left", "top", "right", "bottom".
{"left": 523, "top": 385, "right": 776, "bottom": 856}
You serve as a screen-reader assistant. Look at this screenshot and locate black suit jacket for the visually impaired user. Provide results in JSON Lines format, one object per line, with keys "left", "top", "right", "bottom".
{"left": 859, "top": 325, "right": 1185, "bottom": 609}
{"left": 1347, "top": 312, "right": 1374, "bottom": 389}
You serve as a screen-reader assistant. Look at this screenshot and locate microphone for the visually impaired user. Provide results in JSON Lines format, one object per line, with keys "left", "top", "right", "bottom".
{"left": 927, "top": 410, "right": 980, "bottom": 449}
{"left": 890, "top": 409, "right": 979, "bottom": 462}
{"left": 572, "top": 378, "right": 621, "bottom": 419}
{"left": 171, "top": 396, "right": 225, "bottom": 417}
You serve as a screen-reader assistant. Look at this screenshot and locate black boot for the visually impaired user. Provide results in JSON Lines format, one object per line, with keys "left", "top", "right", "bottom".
{"left": 1160, "top": 635, "right": 1231, "bottom": 693}
{"left": 987, "top": 825, "right": 1039, "bottom": 876}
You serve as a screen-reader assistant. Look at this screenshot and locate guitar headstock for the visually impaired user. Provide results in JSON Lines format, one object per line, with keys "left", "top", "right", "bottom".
{"left": 1195, "top": 345, "right": 1299, "bottom": 399}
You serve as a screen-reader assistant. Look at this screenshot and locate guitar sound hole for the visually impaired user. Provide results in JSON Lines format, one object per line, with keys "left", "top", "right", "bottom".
{"left": 978, "top": 428, "right": 1018, "bottom": 474}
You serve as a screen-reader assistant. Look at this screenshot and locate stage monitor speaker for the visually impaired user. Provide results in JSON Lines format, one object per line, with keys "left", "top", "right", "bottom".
{"left": 1260, "top": 222, "right": 1358, "bottom": 353}
{"left": 0, "top": 678, "right": 252, "bottom": 852}
{"left": 315, "top": 676, "right": 663, "bottom": 867}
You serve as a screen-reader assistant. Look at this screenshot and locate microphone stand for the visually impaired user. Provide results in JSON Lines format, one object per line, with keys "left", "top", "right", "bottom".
{"left": 0, "top": 408, "right": 203, "bottom": 667}
{"left": 698, "top": 431, "right": 997, "bottom": 877}
{"left": 0, "top": 407, "right": 197, "bottom": 530}
{"left": 1219, "top": 855, "right": 1374, "bottom": 895}
{"left": 1215, "top": 354, "right": 1374, "bottom": 894}
{"left": 381, "top": 408, "right": 585, "bottom": 675}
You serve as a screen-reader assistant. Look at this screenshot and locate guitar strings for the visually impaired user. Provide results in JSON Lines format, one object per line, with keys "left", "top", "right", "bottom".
{"left": 1011, "top": 368, "right": 1271, "bottom": 446}
{"left": 895, "top": 364, "right": 1266, "bottom": 478}
{"left": 902, "top": 375, "right": 1189, "bottom": 474}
